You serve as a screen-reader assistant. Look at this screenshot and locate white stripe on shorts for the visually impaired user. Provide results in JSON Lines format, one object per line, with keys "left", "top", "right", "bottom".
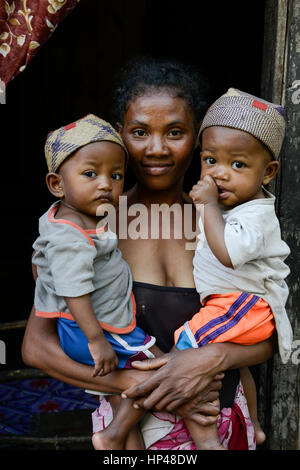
{"left": 110, "top": 333, "right": 156, "bottom": 358}
{"left": 184, "top": 321, "right": 199, "bottom": 348}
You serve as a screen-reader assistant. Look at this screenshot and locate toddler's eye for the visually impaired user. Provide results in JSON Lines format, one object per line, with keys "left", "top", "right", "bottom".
{"left": 204, "top": 157, "right": 216, "bottom": 165}
{"left": 111, "top": 173, "right": 123, "bottom": 180}
{"left": 84, "top": 170, "right": 97, "bottom": 178}
{"left": 232, "top": 161, "right": 244, "bottom": 169}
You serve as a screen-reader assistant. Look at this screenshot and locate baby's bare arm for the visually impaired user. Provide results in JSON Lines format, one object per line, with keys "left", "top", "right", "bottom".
{"left": 190, "top": 176, "right": 232, "bottom": 268}
{"left": 201, "top": 202, "right": 233, "bottom": 268}
{"left": 65, "top": 295, "right": 103, "bottom": 340}
{"left": 65, "top": 295, "right": 118, "bottom": 376}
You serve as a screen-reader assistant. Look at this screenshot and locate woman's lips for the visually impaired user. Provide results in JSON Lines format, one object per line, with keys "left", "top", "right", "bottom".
{"left": 142, "top": 163, "right": 173, "bottom": 176}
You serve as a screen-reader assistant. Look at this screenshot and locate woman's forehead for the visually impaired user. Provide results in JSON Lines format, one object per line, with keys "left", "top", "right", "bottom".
{"left": 124, "top": 91, "right": 194, "bottom": 125}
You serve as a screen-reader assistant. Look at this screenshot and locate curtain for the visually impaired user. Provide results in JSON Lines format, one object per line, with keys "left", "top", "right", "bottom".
{"left": 0, "top": 0, "right": 80, "bottom": 85}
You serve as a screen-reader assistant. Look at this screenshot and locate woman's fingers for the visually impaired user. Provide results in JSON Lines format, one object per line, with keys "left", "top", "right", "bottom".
{"left": 124, "top": 349, "right": 225, "bottom": 411}
{"left": 122, "top": 376, "right": 160, "bottom": 401}
{"left": 188, "top": 413, "right": 220, "bottom": 426}
{"left": 214, "top": 372, "right": 225, "bottom": 381}
{"left": 144, "top": 390, "right": 184, "bottom": 411}
{"left": 122, "top": 354, "right": 173, "bottom": 401}
{"left": 174, "top": 397, "right": 221, "bottom": 423}
{"left": 131, "top": 355, "right": 170, "bottom": 371}
{"left": 191, "top": 398, "right": 220, "bottom": 416}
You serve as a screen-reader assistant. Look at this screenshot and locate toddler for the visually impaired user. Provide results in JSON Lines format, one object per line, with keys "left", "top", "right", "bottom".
{"left": 174, "top": 89, "right": 293, "bottom": 449}
{"left": 32, "top": 114, "right": 161, "bottom": 450}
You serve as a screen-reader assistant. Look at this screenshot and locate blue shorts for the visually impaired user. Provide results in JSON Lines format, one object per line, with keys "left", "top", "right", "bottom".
{"left": 57, "top": 318, "right": 155, "bottom": 369}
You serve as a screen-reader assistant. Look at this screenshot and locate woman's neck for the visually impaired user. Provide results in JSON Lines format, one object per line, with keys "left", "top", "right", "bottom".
{"left": 127, "top": 182, "right": 187, "bottom": 208}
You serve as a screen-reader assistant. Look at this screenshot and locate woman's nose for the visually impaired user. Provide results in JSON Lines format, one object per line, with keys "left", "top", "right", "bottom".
{"left": 146, "top": 135, "right": 169, "bottom": 157}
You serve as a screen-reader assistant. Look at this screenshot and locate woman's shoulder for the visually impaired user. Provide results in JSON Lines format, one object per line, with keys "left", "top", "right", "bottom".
{"left": 182, "top": 191, "right": 193, "bottom": 204}
{"left": 123, "top": 185, "right": 138, "bottom": 206}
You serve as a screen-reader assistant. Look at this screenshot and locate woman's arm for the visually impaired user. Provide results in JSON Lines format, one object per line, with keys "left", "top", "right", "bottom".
{"left": 24, "top": 260, "right": 150, "bottom": 393}
{"left": 22, "top": 308, "right": 224, "bottom": 424}
{"left": 122, "top": 337, "right": 276, "bottom": 411}
{"left": 21, "top": 306, "right": 151, "bottom": 393}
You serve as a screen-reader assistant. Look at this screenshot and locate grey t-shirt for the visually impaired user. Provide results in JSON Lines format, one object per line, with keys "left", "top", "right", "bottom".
{"left": 32, "top": 201, "right": 135, "bottom": 333}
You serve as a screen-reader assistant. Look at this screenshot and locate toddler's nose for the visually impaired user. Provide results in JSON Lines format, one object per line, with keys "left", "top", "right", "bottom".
{"left": 97, "top": 176, "right": 112, "bottom": 191}
{"left": 212, "top": 165, "right": 229, "bottom": 180}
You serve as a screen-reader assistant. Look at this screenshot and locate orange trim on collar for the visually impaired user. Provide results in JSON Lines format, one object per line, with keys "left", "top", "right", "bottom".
{"left": 48, "top": 203, "right": 107, "bottom": 247}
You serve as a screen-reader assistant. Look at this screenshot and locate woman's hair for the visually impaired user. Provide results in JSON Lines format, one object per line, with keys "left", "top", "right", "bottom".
{"left": 110, "top": 55, "right": 210, "bottom": 128}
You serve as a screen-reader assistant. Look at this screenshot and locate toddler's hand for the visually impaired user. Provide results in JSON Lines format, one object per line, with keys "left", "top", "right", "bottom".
{"left": 189, "top": 175, "right": 219, "bottom": 206}
{"left": 88, "top": 335, "right": 118, "bottom": 377}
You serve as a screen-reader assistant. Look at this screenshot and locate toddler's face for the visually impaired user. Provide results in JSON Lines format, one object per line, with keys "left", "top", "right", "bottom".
{"left": 58, "top": 141, "right": 125, "bottom": 217}
{"left": 200, "top": 126, "right": 278, "bottom": 209}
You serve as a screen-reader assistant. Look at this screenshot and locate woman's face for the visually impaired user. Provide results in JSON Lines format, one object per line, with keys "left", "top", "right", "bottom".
{"left": 118, "top": 91, "right": 197, "bottom": 191}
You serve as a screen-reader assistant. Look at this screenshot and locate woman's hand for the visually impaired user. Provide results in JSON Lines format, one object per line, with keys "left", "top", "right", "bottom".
{"left": 122, "top": 347, "right": 225, "bottom": 411}
{"left": 175, "top": 398, "right": 221, "bottom": 426}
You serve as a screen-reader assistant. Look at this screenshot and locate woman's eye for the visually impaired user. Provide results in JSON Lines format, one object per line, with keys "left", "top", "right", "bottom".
{"left": 133, "top": 129, "right": 146, "bottom": 137}
{"left": 111, "top": 173, "right": 123, "bottom": 181}
{"left": 168, "top": 129, "right": 182, "bottom": 137}
{"left": 84, "top": 170, "right": 97, "bottom": 178}
{"left": 232, "top": 161, "right": 244, "bottom": 169}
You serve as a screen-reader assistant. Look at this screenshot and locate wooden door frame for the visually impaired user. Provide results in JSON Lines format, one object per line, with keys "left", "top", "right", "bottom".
{"left": 259, "top": 0, "right": 300, "bottom": 450}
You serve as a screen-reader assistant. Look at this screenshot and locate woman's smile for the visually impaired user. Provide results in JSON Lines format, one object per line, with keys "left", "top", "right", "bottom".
{"left": 119, "top": 92, "right": 197, "bottom": 191}
{"left": 142, "top": 161, "right": 174, "bottom": 176}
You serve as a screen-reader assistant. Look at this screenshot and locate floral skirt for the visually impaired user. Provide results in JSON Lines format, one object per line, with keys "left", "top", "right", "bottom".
{"left": 91, "top": 382, "right": 256, "bottom": 450}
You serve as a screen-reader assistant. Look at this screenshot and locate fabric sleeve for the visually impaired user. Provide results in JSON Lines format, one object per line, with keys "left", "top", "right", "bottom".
{"left": 224, "top": 213, "right": 265, "bottom": 269}
{"left": 46, "top": 228, "right": 97, "bottom": 297}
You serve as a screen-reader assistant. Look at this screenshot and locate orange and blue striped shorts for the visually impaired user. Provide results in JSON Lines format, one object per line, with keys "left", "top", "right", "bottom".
{"left": 174, "top": 292, "right": 275, "bottom": 349}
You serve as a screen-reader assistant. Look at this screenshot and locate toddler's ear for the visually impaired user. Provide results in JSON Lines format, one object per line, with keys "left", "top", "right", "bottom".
{"left": 46, "top": 173, "right": 64, "bottom": 198}
{"left": 263, "top": 160, "right": 280, "bottom": 185}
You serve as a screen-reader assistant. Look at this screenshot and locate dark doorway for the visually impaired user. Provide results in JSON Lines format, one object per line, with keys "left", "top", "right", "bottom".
{"left": 1, "top": 0, "right": 266, "bottom": 364}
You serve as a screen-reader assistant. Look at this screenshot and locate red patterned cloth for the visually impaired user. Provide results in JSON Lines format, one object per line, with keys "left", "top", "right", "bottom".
{"left": 0, "top": 0, "right": 80, "bottom": 85}
{"left": 91, "top": 383, "right": 256, "bottom": 450}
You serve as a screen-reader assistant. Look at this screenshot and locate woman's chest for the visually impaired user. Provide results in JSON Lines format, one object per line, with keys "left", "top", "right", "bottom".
{"left": 118, "top": 236, "right": 196, "bottom": 287}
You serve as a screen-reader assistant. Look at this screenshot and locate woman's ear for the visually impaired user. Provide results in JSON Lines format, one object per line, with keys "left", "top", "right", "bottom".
{"left": 115, "top": 122, "right": 123, "bottom": 137}
{"left": 263, "top": 160, "right": 280, "bottom": 186}
{"left": 46, "top": 173, "right": 64, "bottom": 198}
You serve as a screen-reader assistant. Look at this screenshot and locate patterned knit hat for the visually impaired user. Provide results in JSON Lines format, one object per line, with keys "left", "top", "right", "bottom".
{"left": 199, "top": 88, "right": 286, "bottom": 159}
{"left": 45, "top": 114, "right": 128, "bottom": 172}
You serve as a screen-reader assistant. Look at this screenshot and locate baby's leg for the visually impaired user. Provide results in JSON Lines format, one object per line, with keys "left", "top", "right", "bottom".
{"left": 92, "top": 396, "right": 145, "bottom": 450}
{"left": 91, "top": 332, "right": 163, "bottom": 450}
{"left": 240, "top": 367, "right": 266, "bottom": 445}
{"left": 184, "top": 398, "right": 225, "bottom": 451}
{"left": 149, "top": 343, "right": 163, "bottom": 357}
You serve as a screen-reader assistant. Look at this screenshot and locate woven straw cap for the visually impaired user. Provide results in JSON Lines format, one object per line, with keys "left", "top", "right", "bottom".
{"left": 45, "top": 114, "right": 128, "bottom": 172}
{"left": 199, "top": 88, "right": 286, "bottom": 159}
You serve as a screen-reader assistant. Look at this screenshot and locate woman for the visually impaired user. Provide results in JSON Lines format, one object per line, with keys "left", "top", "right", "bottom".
{"left": 22, "top": 57, "right": 275, "bottom": 450}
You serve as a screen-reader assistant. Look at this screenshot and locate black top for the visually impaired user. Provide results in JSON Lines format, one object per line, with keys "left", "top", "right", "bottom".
{"left": 133, "top": 281, "right": 240, "bottom": 409}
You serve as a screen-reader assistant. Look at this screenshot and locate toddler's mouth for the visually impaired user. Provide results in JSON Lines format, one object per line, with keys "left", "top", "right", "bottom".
{"left": 96, "top": 193, "right": 113, "bottom": 203}
{"left": 217, "top": 186, "right": 231, "bottom": 199}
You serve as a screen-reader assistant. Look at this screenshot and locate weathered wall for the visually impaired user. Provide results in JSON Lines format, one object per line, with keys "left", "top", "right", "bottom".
{"left": 259, "top": 0, "right": 300, "bottom": 450}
